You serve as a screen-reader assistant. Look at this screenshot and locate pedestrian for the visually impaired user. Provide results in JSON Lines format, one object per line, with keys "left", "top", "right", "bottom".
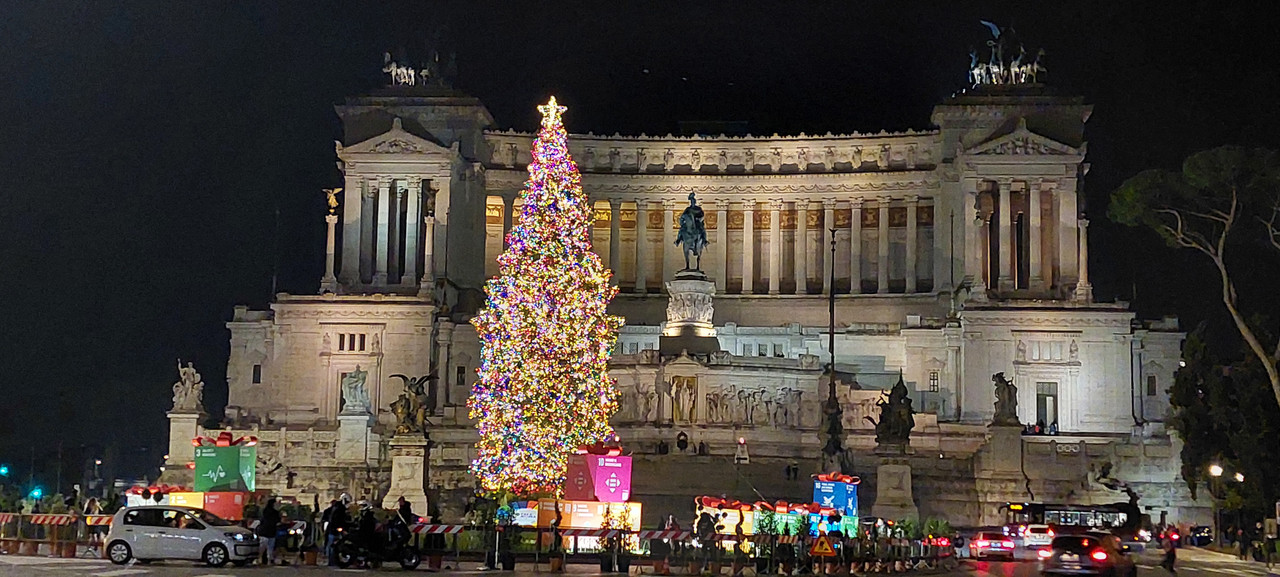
{"left": 1161, "top": 534, "right": 1177, "bottom": 575}
{"left": 397, "top": 496, "right": 417, "bottom": 525}
{"left": 323, "top": 499, "right": 348, "bottom": 566}
{"left": 1237, "top": 527, "right": 1247, "bottom": 560}
{"left": 83, "top": 497, "right": 104, "bottom": 552}
{"left": 257, "top": 498, "right": 281, "bottom": 566}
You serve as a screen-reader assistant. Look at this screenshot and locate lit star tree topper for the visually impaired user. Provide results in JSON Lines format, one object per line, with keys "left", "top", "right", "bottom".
{"left": 468, "top": 96, "right": 624, "bottom": 496}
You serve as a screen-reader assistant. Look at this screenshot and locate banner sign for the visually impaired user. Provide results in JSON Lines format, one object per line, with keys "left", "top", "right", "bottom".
{"left": 193, "top": 446, "right": 256, "bottom": 492}
{"left": 565, "top": 454, "right": 632, "bottom": 502}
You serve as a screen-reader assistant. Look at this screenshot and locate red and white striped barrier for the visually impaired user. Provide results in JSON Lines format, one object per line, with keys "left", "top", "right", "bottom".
{"left": 84, "top": 515, "right": 113, "bottom": 526}
{"left": 28, "top": 515, "right": 75, "bottom": 526}
{"left": 560, "top": 528, "right": 621, "bottom": 538}
{"left": 0, "top": 513, "right": 16, "bottom": 524}
{"left": 410, "top": 524, "right": 465, "bottom": 535}
{"left": 636, "top": 530, "right": 692, "bottom": 540}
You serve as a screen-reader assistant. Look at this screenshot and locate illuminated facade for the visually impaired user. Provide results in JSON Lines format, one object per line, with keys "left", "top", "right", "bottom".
{"left": 163, "top": 81, "right": 1204, "bottom": 527}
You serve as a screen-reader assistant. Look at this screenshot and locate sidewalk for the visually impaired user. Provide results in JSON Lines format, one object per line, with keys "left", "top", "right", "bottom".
{"left": 1180, "top": 546, "right": 1279, "bottom": 569}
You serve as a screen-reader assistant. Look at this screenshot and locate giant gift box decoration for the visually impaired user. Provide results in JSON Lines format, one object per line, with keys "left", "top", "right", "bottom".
{"left": 192, "top": 432, "right": 257, "bottom": 493}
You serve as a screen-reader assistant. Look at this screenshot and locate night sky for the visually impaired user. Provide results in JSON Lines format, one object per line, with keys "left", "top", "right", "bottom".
{"left": 2, "top": 1, "right": 1277, "bottom": 486}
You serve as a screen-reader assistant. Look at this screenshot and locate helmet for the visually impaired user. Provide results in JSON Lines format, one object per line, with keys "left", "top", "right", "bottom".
{"left": 339, "top": 493, "right": 353, "bottom": 505}
{"left": 358, "top": 500, "right": 372, "bottom": 511}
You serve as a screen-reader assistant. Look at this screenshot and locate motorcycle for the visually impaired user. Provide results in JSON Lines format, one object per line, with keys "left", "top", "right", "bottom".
{"left": 332, "top": 516, "right": 421, "bottom": 570}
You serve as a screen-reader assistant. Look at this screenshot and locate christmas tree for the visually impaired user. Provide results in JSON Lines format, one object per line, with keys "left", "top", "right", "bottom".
{"left": 469, "top": 97, "right": 624, "bottom": 496}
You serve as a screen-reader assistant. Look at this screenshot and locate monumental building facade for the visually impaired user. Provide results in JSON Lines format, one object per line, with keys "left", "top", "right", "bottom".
{"left": 161, "top": 75, "right": 1202, "bottom": 527}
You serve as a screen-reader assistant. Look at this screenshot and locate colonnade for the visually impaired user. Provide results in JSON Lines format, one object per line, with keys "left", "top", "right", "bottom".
{"left": 485, "top": 195, "right": 944, "bottom": 296}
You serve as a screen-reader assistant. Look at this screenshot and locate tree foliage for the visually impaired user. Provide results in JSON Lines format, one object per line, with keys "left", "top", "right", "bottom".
{"left": 1168, "top": 328, "right": 1280, "bottom": 519}
{"left": 1110, "top": 146, "right": 1280, "bottom": 408}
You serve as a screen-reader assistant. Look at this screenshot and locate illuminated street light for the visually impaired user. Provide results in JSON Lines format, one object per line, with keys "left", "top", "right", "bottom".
{"left": 1234, "top": 472, "right": 1244, "bottom": 483}
{"left": 94, "top": 459, "right": 102, "bottom": 466}
{"left": 1209, "top": 464, "right": 1224, "bottom": 477}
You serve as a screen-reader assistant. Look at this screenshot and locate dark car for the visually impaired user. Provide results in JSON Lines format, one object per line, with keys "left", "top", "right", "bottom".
{"left": 1188, "top": 526, "right": 1212, "bottom": 547}
{"left": 1040, "top": 532, "right": 1135, "bottom": 577}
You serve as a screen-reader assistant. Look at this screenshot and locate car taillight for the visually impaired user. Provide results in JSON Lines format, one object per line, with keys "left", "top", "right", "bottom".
{"left": 937, "top": 538, "right": 951, "bottom": 547}
{"left": 1002, "top": 541, "right": 1015, "bottom": 548}
{"left": 975, "top": 540, "right": 989, "bottom": 548}
{"left": 1090, "top": 550, "right": 1108, "bottom": 562}
{"left": 1048, "top": 529, "right": 1055, "bottom": 537}
{"left": 1171, "top": 533, "right": 1180, "bottom": 540}
{"left": 1038, "top": 549, "right": 1053, "bottom": 559}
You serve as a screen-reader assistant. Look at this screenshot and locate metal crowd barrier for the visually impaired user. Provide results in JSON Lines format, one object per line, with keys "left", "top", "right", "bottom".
{"left": 0, "top": 514, "right": 114, "bottom": 558}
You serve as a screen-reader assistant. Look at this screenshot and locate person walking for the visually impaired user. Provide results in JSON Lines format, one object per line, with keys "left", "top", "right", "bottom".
{"left": 257, "top": 498, "right": 282, "bottom": 566}
{"left": 324, "top": 499, "right": 349, "bottom": 566}
{"left": 1161, "top": 534, "right": 1177, "bottom": 575}
{"left": 83, "top": 497, "right": 104, "bottom": 555}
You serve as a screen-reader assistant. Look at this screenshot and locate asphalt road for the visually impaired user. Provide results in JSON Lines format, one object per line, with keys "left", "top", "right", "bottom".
{"left": 2, "top": 547, "right": 1276, "bottom": 577}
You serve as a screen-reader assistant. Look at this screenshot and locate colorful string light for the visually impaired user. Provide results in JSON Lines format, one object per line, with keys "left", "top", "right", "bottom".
{"left": 469, "top": 96, "right": 624, "bottom": 496}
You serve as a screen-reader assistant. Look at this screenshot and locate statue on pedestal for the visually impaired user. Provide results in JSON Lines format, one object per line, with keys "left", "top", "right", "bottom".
{"left": 674, "top": 193, "right": 708, "bottom": 271}
{"left": 171, "top": 360, "right": 204, "bottom": 413}
{"left": 390, "top": 373, "right": 437, "bottom": 437}
{"left": 865, "top": 375, "right": 915, "bottom": 447}
{"left": 992, "top": 372, "right": 1020, "bottom": 426}
{"left": 819, "top": 365, "right": 856, "bottom": 474}
{"left": 340, "top": 366, "right": 371, "bottom": 414}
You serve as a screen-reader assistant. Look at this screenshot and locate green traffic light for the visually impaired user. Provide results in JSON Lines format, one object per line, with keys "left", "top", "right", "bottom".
{"left": 0, "top": 465, "right": 9, "bottom": 476}
{"left": 29, "top": 487, "right": 43, "bottom": 500}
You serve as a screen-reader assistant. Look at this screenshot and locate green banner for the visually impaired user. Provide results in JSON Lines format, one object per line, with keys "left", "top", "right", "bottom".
{"left": 193, "top": 446, "right": 256, "bottom": 492}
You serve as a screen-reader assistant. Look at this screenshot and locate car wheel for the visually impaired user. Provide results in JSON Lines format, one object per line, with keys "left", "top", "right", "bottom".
{"left": 202, "top": 543, "right": 230, "bottom": 568}
{"left": 106, "top": 541, "right": 132, "bottom": 565}
{"left": 335, "top": 547, "right": 355, "bottom": 569}
{"left": 400, "top": 547, "right": 422, "bottom": 570}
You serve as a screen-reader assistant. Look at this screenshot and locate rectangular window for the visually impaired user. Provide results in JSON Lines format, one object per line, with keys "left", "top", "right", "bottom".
{"left": 773, "top": 344, "right": 784, "bottom": 358}
{"left": 757, "top": 344, "right": 767, "bottom": 357}
{"left": 252, "top": 364, "right": 262, "bottom": 384}
{"left": 1146, "top": 375, "right": 1157, "bottom": 396}
{"left": 626, "top": 342, "right": 638, "bottom": 355}
{"left": 358, "top": 334, "right": 367, "bottom": 352}
{"left": 928, "top": 370, "right": 940, "bottom": 392}
{"left": 456, "top": 366, "right": 467, "bottom": 388}
{"left": 338, "top": 334, "right": 347, "bottom": 351}
{"left": 1036, "top": 382, "right": 1058, "bottom": 427}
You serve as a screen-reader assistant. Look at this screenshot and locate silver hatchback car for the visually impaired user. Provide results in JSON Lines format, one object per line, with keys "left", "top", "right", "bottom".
{"left": 105, "top": 506, "right": 259, "bottom": 567}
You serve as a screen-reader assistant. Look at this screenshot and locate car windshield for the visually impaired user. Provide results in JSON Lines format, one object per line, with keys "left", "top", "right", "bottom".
{"left": 1052, "top": 535, "right": 1101, "bottom": 552}
{"left": 194, "top": 510, "right": 236, "bottom": 527}
{"left": 977, "top": 532, "right": 1006, "bottom": 540}
{"left": 1028, "top": 527, "right": 1051, "bottom": 534}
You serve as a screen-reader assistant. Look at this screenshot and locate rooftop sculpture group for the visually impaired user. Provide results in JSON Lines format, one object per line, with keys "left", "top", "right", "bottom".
{"left": 969, "top": 20, "right": 1045, "bottom": 87}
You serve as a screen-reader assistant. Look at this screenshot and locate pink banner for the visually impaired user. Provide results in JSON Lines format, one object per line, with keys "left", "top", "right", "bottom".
{"left": 590, "top": 455, "right": 632, "bottom": 502}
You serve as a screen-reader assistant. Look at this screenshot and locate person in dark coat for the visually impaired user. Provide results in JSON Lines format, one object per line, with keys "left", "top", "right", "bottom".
{"left": 324, "top": 500, "right": 348, "bottom": 566}
{"left": 257, "top": 498, "right": 282, "bottom": 565}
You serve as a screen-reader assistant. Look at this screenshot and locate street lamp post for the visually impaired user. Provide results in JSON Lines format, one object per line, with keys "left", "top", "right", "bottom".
{"left": 1210, "top": 465, "right": 1224, "bottom": 545}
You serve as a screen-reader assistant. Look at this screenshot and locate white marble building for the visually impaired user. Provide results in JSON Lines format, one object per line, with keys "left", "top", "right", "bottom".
{"left": 162, "top": 80, "right": 1201, "bottom": 527}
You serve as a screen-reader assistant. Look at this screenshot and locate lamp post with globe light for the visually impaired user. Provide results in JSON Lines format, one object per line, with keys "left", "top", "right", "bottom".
{"left": 1211, "top": 465, "right": 1224, "bottom": 545}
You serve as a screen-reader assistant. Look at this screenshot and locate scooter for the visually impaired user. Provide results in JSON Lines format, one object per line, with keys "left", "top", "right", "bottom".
{"left": 332, "top": 518, "right": 421, "bottom": 570}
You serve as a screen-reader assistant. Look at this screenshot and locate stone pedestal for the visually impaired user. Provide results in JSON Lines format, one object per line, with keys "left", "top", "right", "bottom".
{"left": 660, "top": 271, "right": 721, "bottom": 355}
{"left": 165, "top": 411, "right": 203, "bottom": 466}
{"left": 871, "top": 458, "right": 919, "bottom": 522}
{"left": 973, "top": 425, "right": 1027, "bottom": 526}
{"left": 386, "top": 436, "right": 431, "bottom": 518}
{"left": 337, "top": 413, "right": 377, "bottom": 464}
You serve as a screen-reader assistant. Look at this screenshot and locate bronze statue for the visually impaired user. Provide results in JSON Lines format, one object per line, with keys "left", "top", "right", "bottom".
{"left": 865, "top": 374, "right": 915, "bottom": 446}
{"left": 992, "top": 372, "right": 1020, "bottom": 426}
{"left": 390, "top": 373, "right": 438, "bottom": 436}
{"left": 674, "top": 193, "right": 708, "bottom": 271}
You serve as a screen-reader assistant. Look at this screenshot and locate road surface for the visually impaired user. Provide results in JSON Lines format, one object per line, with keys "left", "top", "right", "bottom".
{"left": 2, "top": 547, "right": 1276, "bottom": 577}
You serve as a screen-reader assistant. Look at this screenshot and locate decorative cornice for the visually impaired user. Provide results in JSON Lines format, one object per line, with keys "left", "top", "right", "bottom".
{"left": 485, "top": 169, "right": 941, "bottom": 196}
{"left": 961, "top": 309, "right": 1133, "bottom": 328}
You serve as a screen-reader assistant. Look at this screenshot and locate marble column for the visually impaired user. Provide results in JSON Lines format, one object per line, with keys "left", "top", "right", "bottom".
{"left": 502, "top": 196, "right": 514, "bottom": 250}
{"left": 389, "top": 185, "right": 403, "bottom": 283}
{"left": 636, "top": 203, "right": 649, "bottom": 293}
{"left": 339, "top": 176, "right": 362, "bottom": 285}
{"left": 997, "top": 179, "right": 1013, "bottom": 291}
{"left": 768, "top": 199, "right": 782, "bottom": 294}
{"left": 436, "top": 321, "right": 455, "bottom": 405}
{"left": 850, "top": 199, "right": 863, "bottom": 294}
{"left": 1074, "top": 218, "right": 1093, "bottom": 302}
{"left": 743, "top": 201, "right": 755, "bottom": 294}
{"left": 373, "top": 177, "right": 391, "bottom": 286}
{"left": 663, "top": 199, "right": 678, "bottom": 282}
{"left": 1029, "top": 180, "right": 1044, "bottom": 291}
{"left": 402, "top": 182, "right": 421, "bottom": 285}
{"left": 877, "top": 197, "right": 890, "bottom": 294}
{"left": 609, "top": 199, "right": 621, "bottom": 284}
{"left": 323, "top": 214, "right": 339, "bottom": 292}
{"left": 713, "top": 199, "right": 729, "bottom": 292}
{"left": 822, "top": 199, "right": 836, "bottom": 294}
{"left": 963, "top": 180, "right": 981, "bottom": 285}
{"left": 794, "top": 199, "right": 809, "bottom": 295}
{"left": 418, "top": 215, "right": 437, "bottom": 298}
{"left": 906, "top": 195, "right": 919, "bottom": 293}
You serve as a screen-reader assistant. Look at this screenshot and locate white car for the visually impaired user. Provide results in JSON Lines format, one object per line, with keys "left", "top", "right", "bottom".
{"left": 1023, "top": 524, "right": 1054, "bottom": 548}
{"left": 105, "top": 506, "right": 259, "bottom": 567}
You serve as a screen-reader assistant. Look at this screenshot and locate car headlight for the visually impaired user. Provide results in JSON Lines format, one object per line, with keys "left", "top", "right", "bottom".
{"left": 224, "top": 532, "right": 247, "bottom": 541}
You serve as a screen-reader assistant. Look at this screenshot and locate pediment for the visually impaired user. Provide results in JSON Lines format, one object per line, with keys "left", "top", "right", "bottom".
{"left": 963, "top": 118, "right": 1081, "bottom": 157}
{"left": 341, "top": 117, "right": 455, "bottom": 156}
